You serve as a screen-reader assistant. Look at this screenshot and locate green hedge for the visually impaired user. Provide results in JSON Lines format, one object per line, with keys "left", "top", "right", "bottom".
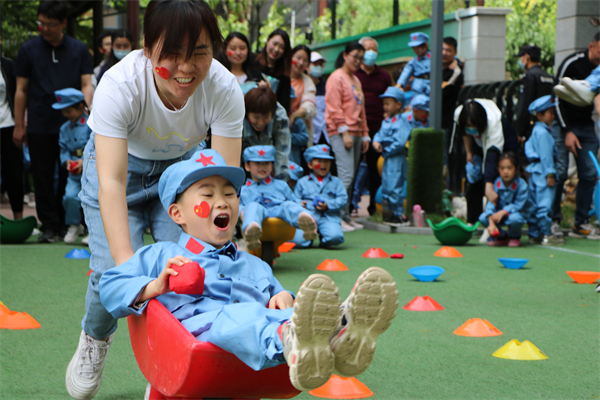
{"left": 406, "top": 128, "right": 445, "bottom": 219}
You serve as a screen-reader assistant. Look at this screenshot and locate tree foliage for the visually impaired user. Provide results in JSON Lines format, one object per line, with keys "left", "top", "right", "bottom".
{"left": 1, "top": 1, "right": 40, "bottom": 60}
{"left": 487, "top": 0, "right": 556, "bottom": 79}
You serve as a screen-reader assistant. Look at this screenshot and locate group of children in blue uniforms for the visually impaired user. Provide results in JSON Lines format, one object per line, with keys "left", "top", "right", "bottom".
{"left": 98, "top": 148, "right": 400, "bottom": 392}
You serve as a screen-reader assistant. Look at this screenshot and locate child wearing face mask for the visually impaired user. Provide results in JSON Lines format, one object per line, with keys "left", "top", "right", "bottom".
{"left": 97, "top": 29, "right": 134, "bottom": 83}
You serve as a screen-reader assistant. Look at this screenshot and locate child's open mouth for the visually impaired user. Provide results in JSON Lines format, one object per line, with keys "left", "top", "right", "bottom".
{"left": 214, "top": 213, "right": 230, "bottom": 230}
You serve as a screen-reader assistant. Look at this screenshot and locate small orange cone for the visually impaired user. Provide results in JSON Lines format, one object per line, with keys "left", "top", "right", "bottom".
{"left": 316, "top": 259, "right": 349, "bottom": 271}
{"left": 0, "top": 302, "right": 41, "bottom": 330}
{"left": 309, "top": 375, "right": 374, "bottom": 399}
{"left": 278, "top": 242, "right": 296, "bottom": 253}
{"left": 453, "top": 318, "right": 502, "bottom": 337}
{"left": 362, "top": 248, "right": 389, "bottom": 258}
{"left": 403, "top": 296, "right": 444, "bottom": 311}
{"left": 434, "top": 246, "right": 463, "bottom": 258}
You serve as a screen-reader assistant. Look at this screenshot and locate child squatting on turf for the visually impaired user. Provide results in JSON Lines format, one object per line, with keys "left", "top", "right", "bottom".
{"left": 292, "top": 145, "right": 348, "bottom": 248}
{"left": 52, "top": 88, "right": 92, "bottom": 244}
{"left": 98, "top": 149, "right": 399, "bottom": 392}
{"left": 478, "top": 151, "right": 530, "bottom": 247}
{"left": 525, "top": 95, "right": 564, "bottom": 246}
{"left": 240, "top": 145, "right": 317, "bottom": 250}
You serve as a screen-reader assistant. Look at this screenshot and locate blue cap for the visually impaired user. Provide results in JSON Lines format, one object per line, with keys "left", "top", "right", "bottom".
{"left": 528, "top": 95, "right": 555, "bottom": 115}
{"left": 379, "top": 87, "right": 406, "bottom": 104}
{"left": 158, "top": 149, "right": 246, "bottom": 212}
{"left": 288, "top": 161, "right": 304, "bottom": 181}
{"left": 304, "top": 144, "right": 335, "bottom": 162}
{"left": 52, "top": 88, "right": 85, "bottom": 110}
{"left": 411, "top": 94, "right": 430, "bottom": 111}
{"left": 408, "top": 32, "right": 429, "bottom": 47}
{"left": 243, "top": 145, "right": 276, "bottom": 163}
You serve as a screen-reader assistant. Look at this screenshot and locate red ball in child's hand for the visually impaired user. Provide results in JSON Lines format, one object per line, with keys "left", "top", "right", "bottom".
{"left": 169, "top": 261, "right": 205, "bottom": 295}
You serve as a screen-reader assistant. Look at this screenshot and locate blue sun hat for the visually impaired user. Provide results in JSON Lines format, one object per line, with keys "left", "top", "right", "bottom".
{"left": 52, "top": 88, "right": 85, "bottom": 109}
{"left": 158, "top": 149, "right": 246, "bottom": 212}
{"left": 304, "top": 144, "right": 335, "bottom": 162}
{"left": 408, "top": 32, "right": 429, "bottom": 47}
{"left": 243, "top": 145, "right": 276, "bottom": 163}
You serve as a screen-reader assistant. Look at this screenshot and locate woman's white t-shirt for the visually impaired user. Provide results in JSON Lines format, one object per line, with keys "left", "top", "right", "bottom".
{"left": 88, "top": 50, "right": 244, "bottom": 160}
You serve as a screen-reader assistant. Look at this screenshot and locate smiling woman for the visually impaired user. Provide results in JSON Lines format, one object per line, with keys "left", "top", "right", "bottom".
{"left": 65, "top": 1, "right": 244, "bottom": 399}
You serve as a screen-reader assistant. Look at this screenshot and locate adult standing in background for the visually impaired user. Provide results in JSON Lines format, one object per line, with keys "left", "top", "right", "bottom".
{"left": 93, "top": 30, "right": 112, "bottom": 86}
{"left": 289, "top": 44, "right": 317, "bottom": 145}
{"left": 325, "top": 42, "right": 369, "bottom": 232}
{"left": 354, "top": 36, "right": 392, "bottom": 216}
{"left": 255, "top": 29, "right": 292, "bottom": 113}
{"left": 442, "top": 37, "right": 465, "bottom": 194}
{"left": 96, "top": 29, "right": 134, "bottom": 83}
{"left": 514, "top": 45, "right": 554, "bottom": 138}
{"left": 64, "top": 2, "right": 244, "bottom": 399}
{"left": 1, "top": 40, "right": 23, "bottom": 220}
{"left": 13, "top": 0, "right": 93, "bottom": 243}
{"left": 553, "top": 32, "right": 600, "bottom": 240}
{"left": 309, "top": 51, "right": 328, "bottom": 146}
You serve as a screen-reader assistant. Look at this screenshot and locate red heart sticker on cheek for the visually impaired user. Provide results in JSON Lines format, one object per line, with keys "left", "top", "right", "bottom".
{"left": 155, "top": 67, "right": 170, "bottom": 80}
{"left": 228, "top": 50, "right": 234, "bottom": 57}
{"left": 38, "top": 25, "right": 43, "bottom": 32}
{"left": 292, "top": 60, "right": 297, "bottom": 65}
{"left": 194, "top": 201, "right": 210, "bottom": 218}
{"left": 314, "top": 163, "right": 321, "bottom": 170}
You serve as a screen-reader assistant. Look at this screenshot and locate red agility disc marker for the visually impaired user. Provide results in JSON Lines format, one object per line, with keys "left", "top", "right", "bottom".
{"left": 155, "top": 67, "right": 170, "bottom": 80}
{"left": 194, "top": 201, "right": 210, "bottom": 218}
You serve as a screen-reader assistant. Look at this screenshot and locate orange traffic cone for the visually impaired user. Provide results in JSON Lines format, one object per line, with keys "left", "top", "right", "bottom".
{"left": 0, "top": 301, "right": 41, "bottom": 330}
{"left": 278, "top": 242, "right": 296, "bottom": 253}
{"left": 403, "top": 296, "right": 444, "bottom": 311}
{"left": 362, "top": 248, "right": 389, "bottom": 258}
{"left": 316, "top": 259, "right": 349, "bottom": 271}
{"left": 453, "top": 318, "right": 502, "bottom": 337}
{"left": 434, "top": 246, "right": 462, "bottom": 258}
{"left": 309, "top": 375, "right": 374, "bottom": 399}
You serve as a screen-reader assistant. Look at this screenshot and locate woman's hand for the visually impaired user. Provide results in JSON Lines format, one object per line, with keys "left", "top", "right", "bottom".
{"left": 268, "top": 291, "right": 294, "bottom": 310}
{"left": 342, "top": 131, "right": 353, "bottom": 149}
{"left": 485, "top": 182, "right": 498, "bottom": 206}
{"left": 361, "top": 140, "right": 369, "bottom": 153}
{"left": 466, "top": 151, "right": 474, "bottom": 165}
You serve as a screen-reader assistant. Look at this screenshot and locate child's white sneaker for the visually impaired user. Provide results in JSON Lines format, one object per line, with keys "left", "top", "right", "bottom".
{"left": 329, "top": 267, "right": 398, "bottom": 377}
{"left": 281, "top": 274, "right": 341, "bottom": 391}
{"left": 298, "top": 212, "right": 318, "bottom": 241}
{"left": 244, "top": 222, "right": 262, "bottom": 250}
{"left": 66, "top": 330, "right": 114, "bottom": 400}
{"left": 340, "top": 220, "right": 355, "bottom": 232}
{"left": 64, "top": 224, "right": 84, "bottom": 243}
{"left": 561, "top": 77, "right": 597, "bottom": 104}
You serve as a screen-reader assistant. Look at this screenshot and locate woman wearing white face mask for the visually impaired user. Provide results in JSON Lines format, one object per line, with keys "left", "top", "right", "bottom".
{"left": 354, "top": 36, "right": 392, "bottom": 216}
{"left": 97, "top": 29, "right": 134, "bottom": 83}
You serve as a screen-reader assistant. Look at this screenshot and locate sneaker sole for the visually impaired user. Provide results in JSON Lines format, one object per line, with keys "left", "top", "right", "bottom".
{"left": 554, "top": 86, "right": 591, "bottom": 107}
{"left": 332, "top": 267, "right": 399, "bottom": 377}
{"left": 245, "top": 224, "right": 262, "bottom": 250}
{"left": 288, "top": 274, "right": 341, "bottom": 391}
{"left": 298, "top": 213, "right": 318, "bottom": 241}
{"left": 561, "top": 78, "right": 597, "bottom": 104}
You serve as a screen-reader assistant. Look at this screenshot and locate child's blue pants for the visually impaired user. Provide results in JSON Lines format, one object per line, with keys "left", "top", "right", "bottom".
{"left": 292, "top": 212, "right": 344, "bottom": 248}
{"left": 382, "top": 155, "right": 408, "bottom": 216}
{"left": 63, "top": 174, "right": 82, "bottom": 225}
{"left": 526, "top": 173, "right": 555, "bottom": 238}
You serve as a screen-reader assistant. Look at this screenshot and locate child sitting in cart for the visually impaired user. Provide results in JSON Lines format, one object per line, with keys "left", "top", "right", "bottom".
{"left": 99, "top": 149, "right": 399, "bottom": 392}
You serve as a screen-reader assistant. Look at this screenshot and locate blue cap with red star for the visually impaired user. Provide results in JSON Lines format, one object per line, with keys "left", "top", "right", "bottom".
{"left": 304, "top": 144, "right": 335, "bottom": 162}
{"left": 52, "top": 88, "right": 85, "bottom": 110}
{"left": 528, "top": 95, "right": 554, "bottom": 116}
{"left": 408, "top": 32, "right": 429, "bottom": 47}
{"left": 243, "top": 145, "right": 276, "bottom": 163}
{"left": 158, "top": 149, "right": 246, "bottom": 212}
{"left": 288, "top": 161, "right": 304, "bottom": 181}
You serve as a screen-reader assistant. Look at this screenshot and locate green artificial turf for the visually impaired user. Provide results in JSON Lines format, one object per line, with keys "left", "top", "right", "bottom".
{"left": 1, "top": 230, "right": 599, "bottom": 400}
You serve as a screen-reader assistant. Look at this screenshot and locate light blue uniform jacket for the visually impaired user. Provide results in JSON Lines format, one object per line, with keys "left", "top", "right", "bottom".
{"left": 397, "top": 52, "right": 431, "bottom": 96}
{"left": 99, "top": 234, "right": 294, "bottom": 371}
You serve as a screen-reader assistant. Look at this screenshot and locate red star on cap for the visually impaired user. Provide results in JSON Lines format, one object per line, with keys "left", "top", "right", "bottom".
{"left": 258, "top": 149, "right": 265, "bottom": 156}
{"left": 289, "top": 165, "right": 295, "bottom": 170}
{"left": 412, "top": 35, "right": 417, "bottom": 40}
{"left": 57, "top": 96, "right": 62, "bottom": 102}
{"left": 322, "top": 147, "right": 327, "bottom": 152}
{"left": 196, "top": 154, "right": 215, "bottom": 166}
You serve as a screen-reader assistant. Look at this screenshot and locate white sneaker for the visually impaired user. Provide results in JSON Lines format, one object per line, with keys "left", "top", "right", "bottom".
{"left": 66, "top": 330, "right": 113, "bottom": 399}
{"left": 349, "top": 219, "right": 364, "bottom": 230}
{"left": 551, "top": 221, "right": 564, "bottom": 238}
{"left": 64, "top": 224, "right": 84, "bottom": 243}
{"left": 281, "top": 274, "right": 341, "bottom": 391}
{"left": 26, "top": 193, "right": 36, "bottom": 208}
{"left": 329, "top": 267, "right": 399, "bottom": 377}
{"left": 554, "top": 85, "right": 591, "bottom": 107}
{"left": 31, "top": 228, "right": 42, "bottom": 237}
{"left": 244, "top": 222, "right": 262, "bottom": 250}
{"left": 298, "top": 212, "right": 318, "bottom": 241}
{"left": 479, "top": 228, "right": 490, "bottom": 243}
{"left": 561, "top": 77, "right": 596, "bottom": 105}
{"left": 341, "top": 220, "right": 355, "bottom": 232}
{"left": 81, "top": 235, "right": 89, "bottom": 245}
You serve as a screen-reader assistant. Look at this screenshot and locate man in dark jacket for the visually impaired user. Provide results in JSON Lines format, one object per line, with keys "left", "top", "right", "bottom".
{"left": 515, "top": 45, "right": 554, "bottom": 138}
{"left": 553, "top": 31, "right": 600, "bottom": 240}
